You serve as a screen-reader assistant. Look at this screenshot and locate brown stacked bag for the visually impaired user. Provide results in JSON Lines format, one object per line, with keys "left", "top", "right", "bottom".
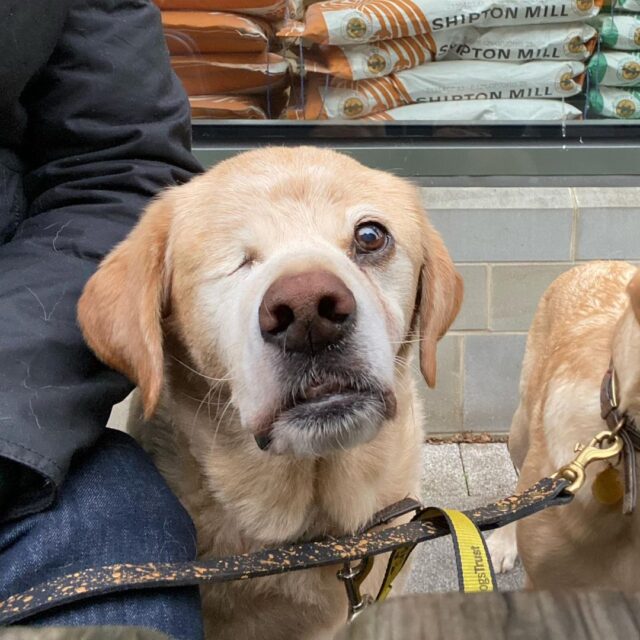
{"left": 278, "top": 0, "right": 605, "bottom": 121}
{"left": 156, "top": 0, "right": 295, "bottom": 119}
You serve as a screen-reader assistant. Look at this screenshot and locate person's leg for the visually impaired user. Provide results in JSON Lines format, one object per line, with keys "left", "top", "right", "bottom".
{"left": 0, "top": 429, "right": 203, "bottom": 640}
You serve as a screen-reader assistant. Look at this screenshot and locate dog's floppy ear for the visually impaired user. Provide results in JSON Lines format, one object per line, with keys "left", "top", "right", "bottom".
{"left": 78, "top": 195, "right": 172, "bottom": 418}
{"left": 418, "top": 221, "right": 463, "bottom": 388}
{"left": 627, "top": 269, "right": 640, "bottom": 324}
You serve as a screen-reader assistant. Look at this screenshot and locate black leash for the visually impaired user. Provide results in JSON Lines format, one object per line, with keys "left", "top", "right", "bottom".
{"left": 0, "top": 476, "right": 571, "bottom": 626}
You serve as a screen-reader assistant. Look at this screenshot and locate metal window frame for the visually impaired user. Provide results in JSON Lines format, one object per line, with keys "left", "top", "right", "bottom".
{"left": 192, "top": 121, "right": 640, "bottom": 179}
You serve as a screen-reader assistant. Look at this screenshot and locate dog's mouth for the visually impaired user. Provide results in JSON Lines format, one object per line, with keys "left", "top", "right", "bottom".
{"left": 254, "top": 371, "right": 396, "bottom": 457}
{"left": 293, "top": 378, "right": 363, "bottom": 405}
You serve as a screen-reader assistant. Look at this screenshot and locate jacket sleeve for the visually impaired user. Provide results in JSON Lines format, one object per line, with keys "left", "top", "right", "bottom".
{"left": 0, "top": 0, "right": 202, "bottom": 520}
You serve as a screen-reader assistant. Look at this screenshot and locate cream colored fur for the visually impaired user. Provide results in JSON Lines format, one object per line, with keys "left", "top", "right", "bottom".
{"left": 488, "top": 261, "right": 640, "bottom": 589}
{"left": 78, "top": 148, "right": 462, "bottom": 639}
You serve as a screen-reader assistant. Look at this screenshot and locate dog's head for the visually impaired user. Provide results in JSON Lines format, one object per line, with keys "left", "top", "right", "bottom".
{"left": 78, "top": 147, "right": 462, "bottom": 457}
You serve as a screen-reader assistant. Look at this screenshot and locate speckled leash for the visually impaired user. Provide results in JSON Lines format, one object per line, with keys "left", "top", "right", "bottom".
{"left": 0, "top": 476, "right": 571, "bottom": 626}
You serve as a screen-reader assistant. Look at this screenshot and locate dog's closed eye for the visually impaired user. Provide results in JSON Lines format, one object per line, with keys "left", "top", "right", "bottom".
{"left": 228, "top": 254, "right": 256, "bottom": 277}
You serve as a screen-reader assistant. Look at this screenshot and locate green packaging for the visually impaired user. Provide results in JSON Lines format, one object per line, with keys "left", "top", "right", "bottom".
{"left": 588, "top": 86, "right": 640, "bottom": 117}
{"left": 588, "top": 50, "right": 640, "bottom": 85}
{"left": 591, "top": 14, "right": 640, "bottom": 49}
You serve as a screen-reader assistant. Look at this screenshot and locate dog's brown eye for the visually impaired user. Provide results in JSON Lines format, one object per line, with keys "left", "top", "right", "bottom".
{"left": 354, "top": 223, "right": 388, "bottom": 253}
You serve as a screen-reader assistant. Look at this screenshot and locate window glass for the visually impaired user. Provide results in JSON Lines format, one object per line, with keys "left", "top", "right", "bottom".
{"left": 155, "top": 0, "right": 640, "bottom": 123}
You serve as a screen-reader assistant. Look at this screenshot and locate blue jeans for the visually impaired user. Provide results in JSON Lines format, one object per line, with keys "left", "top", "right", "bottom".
{"left": 0, "top": 429, "right": 203, "bottom": 639}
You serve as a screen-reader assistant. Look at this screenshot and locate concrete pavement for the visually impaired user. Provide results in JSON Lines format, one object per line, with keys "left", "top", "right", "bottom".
{"left": 406, "top": 443, "right": 524, "bottom": 593}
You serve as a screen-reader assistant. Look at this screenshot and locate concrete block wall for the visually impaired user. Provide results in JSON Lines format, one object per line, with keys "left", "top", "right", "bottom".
{"left": 414, "top": 187, "right": 640, "bottom": 436}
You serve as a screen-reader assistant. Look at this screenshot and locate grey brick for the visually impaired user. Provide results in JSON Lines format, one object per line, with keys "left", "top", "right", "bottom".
{"left": 463, "top": 334, "right": 527, "bottom": 432}
{"left": 573, "top": 187, "right": 640, "bottom": 209}
{"left": 490, "top": 264, "right": 572, "bottom": 332}
{"left": 577, "top": 209, "right": 640, "bottom": 260}
{"left": 416, "top": 177, "right": 640, "bottom": 188}
{"left": 453, "top": 265, "right": 487, "bottom": 331}
{"left": 429, "top": 210, "right": 573, "bottom": 262}
{"left": 422, "top": 187, "right": 573, "bottom": 210}
{"left": 413, "top": 337, "right": 462, "bottom": 435}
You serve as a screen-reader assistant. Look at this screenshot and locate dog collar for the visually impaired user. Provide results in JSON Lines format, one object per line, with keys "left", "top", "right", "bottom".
{"left": 601, "top": 364, "right": 640, "bottom": 449}
{"left": 600, "top": 363, "right": 639, "bottom": 515}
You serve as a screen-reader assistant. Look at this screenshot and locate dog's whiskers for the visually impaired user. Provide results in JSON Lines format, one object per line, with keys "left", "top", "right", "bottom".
{"left": 192, "top": 382, "right": 216, "bottom": 434}
{"left": 394, "top": 353, "right": 414, "bottom": 368}
{"left": 213, "top": 379, "right": 229, "bottom": 432}
{"left": 212, "top": 397, "right": 237, "bottom": 448}
{"left": 389, "top": 337, "right": 425, "bottom": 345}
{"left": 170, "top": 355, "right": 234, "bottom": 383}
{"left": 180, "top": 389, "right": 228, "bottom": 405}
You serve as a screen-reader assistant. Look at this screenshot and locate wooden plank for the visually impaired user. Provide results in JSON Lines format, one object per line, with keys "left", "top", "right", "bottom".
{"left": 336, "top": 591, "right": 640, "bottom": 640}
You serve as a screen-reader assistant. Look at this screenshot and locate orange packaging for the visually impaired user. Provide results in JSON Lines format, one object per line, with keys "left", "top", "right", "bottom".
{"left": 171, "top": 53, "right": 290, "bottom": 95}
{"left": 189, "top": 95, "right": 268, "bottom": 118}
{"left": 302, "top": 33, "right": 439, "bottom": 80}
{"left": 278, "top": 0, "right": 604, "bottom": 46}
{"left": 155, "top": 0, "right": 298, "bottom": 21}
{"left": 162, "top": 12, "right": 272, "bottom": 54}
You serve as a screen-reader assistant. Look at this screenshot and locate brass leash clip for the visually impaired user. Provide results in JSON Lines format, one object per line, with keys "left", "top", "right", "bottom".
{"left": 554, "top": 430, "right": 624, "bottom": 494}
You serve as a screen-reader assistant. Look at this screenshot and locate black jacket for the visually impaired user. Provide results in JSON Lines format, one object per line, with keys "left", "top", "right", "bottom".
{"left": 0, "top": 0, "right": 201, "bottom": 520}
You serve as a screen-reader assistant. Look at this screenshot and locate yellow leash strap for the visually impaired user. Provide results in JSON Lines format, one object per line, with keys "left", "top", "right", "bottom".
{"left": 376, "top": 507, "right": 496, "bottom": 602}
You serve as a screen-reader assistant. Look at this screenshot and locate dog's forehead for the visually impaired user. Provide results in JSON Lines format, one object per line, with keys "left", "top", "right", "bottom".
{"left": 221, "top": 161, "right": 386, "bottom": 206}
{"left": 187, "top": 153, "right": 421, "bottom": 240}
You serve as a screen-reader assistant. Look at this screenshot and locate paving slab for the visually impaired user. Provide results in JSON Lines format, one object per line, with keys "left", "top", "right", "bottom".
{"left": 460, "top": 443, "right": 518, "bottom": 497}
{"left": 409, "top": 445, "right": 524, "bottom": 594}
{"left": 421, "top": 444, "right": 468, "bottom": 499}
{"left": 406, "top": 534, "right": 525, "bottom": 594}
{"left": 406, "top": 494, "right": 525, "bottom": 594}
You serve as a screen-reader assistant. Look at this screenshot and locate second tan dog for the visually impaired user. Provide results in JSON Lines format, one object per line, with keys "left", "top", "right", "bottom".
{"left": 488, "top": 261, "right": 640, "bottom": 589}
{"left": 78, "top": 147, "right": 462, "bottom": 639}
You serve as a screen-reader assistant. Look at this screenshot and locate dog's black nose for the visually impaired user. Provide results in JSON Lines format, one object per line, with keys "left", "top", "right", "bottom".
{"left": 258, "top": 270, "right": 356, "bottom": 353}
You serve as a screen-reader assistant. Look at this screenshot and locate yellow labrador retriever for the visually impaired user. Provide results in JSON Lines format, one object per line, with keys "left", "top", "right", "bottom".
{"left": 78, "top": 147, "right": 462, "bottom": 640}
{"left": 488, "top": 261, "right": 640, "bottom": 589}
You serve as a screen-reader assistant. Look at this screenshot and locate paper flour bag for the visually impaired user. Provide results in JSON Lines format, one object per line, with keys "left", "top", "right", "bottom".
{"left": 189, "top": 95, "right": 268, "bottom": 118}
{"left": 365, "top": 98, "right": 582, "bottom": 119}
{"left": 287, "top": 59, "right": 585, "bottom": 119}
{"left": 302, "top": 33, "right": 442, "bottom": 80}
{"left": 442, "top": 23, "right": 598, "bottom": 61}
{"left": 591, "top": 14, "right": 640, "bottom": 50}
{"left": 588, "top": 86, "right": 640, "bottom": 116}
{"left": 588, "top": 51, "right": 640, "bottom": 85}
{"left": 278, "top": 0, "right": 603, "bottom": 46}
